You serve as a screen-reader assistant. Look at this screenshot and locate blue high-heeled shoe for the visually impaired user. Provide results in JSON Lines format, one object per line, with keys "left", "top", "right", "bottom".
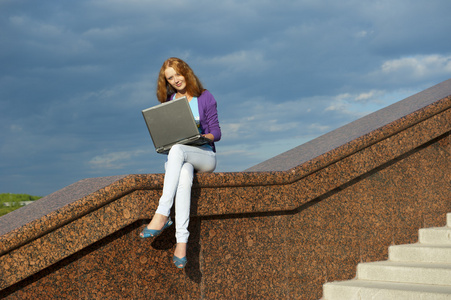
{"left": 173, "top": 255, "right": 187, "bottom": 269}
{"left": 139, "top": 217, "right": 173, "bottom": 238}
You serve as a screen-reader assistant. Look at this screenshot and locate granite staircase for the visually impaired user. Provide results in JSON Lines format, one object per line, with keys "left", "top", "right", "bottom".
{"left": 323, "top": 213, "right": 451, "bottom": 300}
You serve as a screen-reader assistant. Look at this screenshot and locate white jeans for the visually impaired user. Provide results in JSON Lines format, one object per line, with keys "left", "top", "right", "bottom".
{"left": 155, "top": 144, "right": 216, "bottom": 243}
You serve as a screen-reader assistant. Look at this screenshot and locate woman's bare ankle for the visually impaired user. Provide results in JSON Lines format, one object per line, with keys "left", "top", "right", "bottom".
{"left": 174, "top": 243, "right": 187, "bottom": 258}
{"left": 147, "top": 213, "right": 168, "bottom": 229}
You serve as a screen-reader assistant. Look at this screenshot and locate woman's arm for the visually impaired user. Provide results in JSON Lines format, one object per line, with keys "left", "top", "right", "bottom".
{"left": 201, "top": 91, "right": 221, "bottom": 142}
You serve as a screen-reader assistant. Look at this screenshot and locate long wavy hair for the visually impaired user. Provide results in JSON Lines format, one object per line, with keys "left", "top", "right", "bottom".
{"left": 156, "top": 57, "right": 205, "bottom": 103}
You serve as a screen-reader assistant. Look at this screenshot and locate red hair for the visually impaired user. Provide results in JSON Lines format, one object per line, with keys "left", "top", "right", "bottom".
{"left": 156, "top": 57, "right": 205, "bottom": 103}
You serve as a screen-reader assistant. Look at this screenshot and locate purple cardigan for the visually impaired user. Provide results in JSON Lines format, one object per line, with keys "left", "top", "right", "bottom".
{"left": 170, "top": 90, "right": 221, "bottom": 152}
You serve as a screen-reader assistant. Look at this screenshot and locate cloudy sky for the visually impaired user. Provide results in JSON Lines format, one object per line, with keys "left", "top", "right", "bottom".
{"left": 1, "top": 0, "right": 451, "bottom": 196}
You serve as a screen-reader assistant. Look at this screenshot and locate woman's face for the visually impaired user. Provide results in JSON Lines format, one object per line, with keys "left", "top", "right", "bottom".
{"left": 164, "top": 67, "right": 186, "bottom": 93}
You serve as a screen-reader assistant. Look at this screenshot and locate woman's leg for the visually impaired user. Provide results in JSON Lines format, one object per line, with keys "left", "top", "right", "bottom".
{"left": 146, "top": 144, "right": 215, "bottom": 232}
{"left": 171, "top": 146, "right": 215, "bottom": 266}
{"left": 172, "top": 163, "right": 193, "bottom": 266}
{"left": 144, "top": 144, "right": 187, "bottom": 232}
{"left": 174, "top": 162, "right": 194, "bottom": 244}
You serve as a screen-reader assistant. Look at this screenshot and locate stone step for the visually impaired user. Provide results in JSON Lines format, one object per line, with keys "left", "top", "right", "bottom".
{"left": 322, "top": 280, "right": 451, "bottom": 300}
{"left": 419, "top": 226, "right": 451, "bottom": 244}
{"left": 357, "top": 261, "right": 451, "bottom": 286}
{"left": 322, "top": 213, "right": 451, "bottom": 299}
{"left": 389, "top": 243, "right": 451, "bottom": 263}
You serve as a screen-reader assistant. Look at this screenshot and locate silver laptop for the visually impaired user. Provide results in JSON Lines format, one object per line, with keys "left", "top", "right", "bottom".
{"left": 142, "top": 96, "right": 210, "bottom": 154}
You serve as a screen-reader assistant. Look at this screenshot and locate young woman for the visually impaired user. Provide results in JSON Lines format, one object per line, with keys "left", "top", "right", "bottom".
{"left": 140, "top": 57, "right": 221, "bottom": 269}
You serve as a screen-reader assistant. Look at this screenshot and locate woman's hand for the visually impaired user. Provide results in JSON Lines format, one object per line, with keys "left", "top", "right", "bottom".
{"left": 202, "top": 133, "right": 214, "bottom": 141}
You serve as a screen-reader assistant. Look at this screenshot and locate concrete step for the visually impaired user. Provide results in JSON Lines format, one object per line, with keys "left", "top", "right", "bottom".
{"left": 357, "top": 261, "right": 451, "bottom": 286}
{"left": 323, "top": 280, "right": 451, "bottom": 300}
{"left": 322, "top": 213, "right": 451, "bottom": 299}
{"left": 419, "top": 226, "right": 451, "bottom": 244}
{"left": 389, "top": 243, "right": 451, "bottom": 263}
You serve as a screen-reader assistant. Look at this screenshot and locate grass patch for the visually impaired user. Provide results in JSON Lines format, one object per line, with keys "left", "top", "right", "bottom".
{"left": 0, "top": 193, "right": 42, "bottom": 217}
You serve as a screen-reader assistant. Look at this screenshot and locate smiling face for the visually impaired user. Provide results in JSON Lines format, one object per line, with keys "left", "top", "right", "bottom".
{"left": 164, "top": 67, "right": 187, "bottom": 94}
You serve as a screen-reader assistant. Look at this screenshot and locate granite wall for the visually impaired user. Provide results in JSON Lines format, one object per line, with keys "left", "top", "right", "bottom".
{"left": 1, "top": 79, "right": 450, "bottom": 299}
